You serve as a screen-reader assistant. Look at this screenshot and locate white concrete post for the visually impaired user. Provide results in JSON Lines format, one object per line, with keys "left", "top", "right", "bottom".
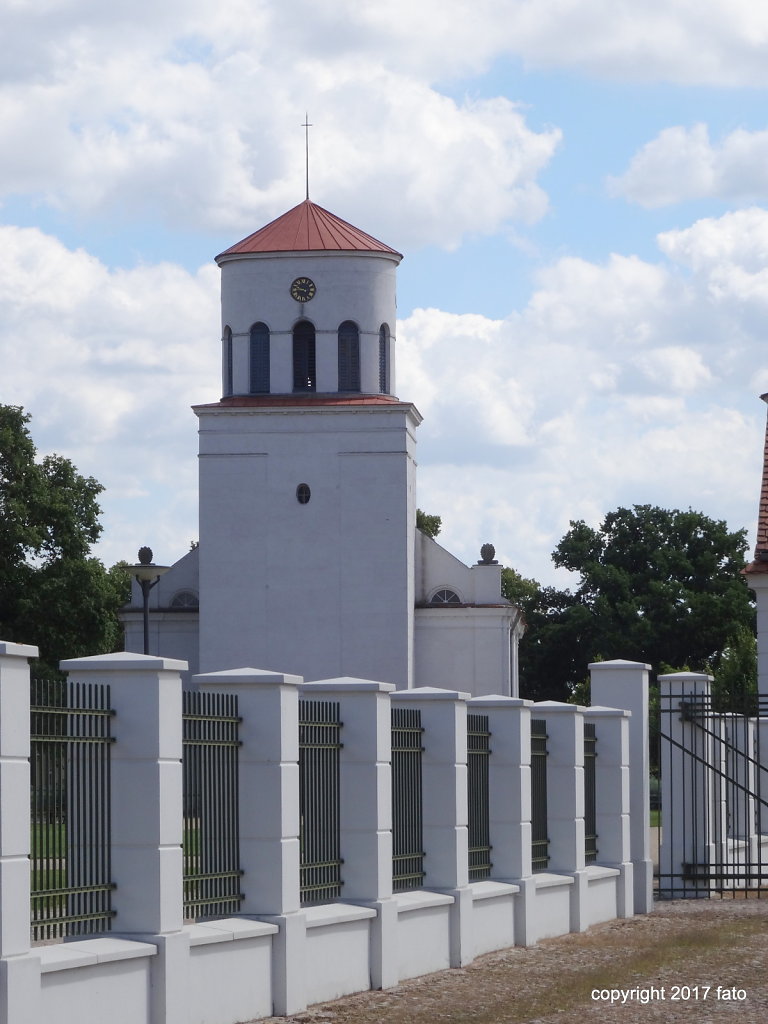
{"left": 300, "top": 677, "right": 398, "bottom": 989}
{"left": 747, "top": 574, "right": 768, "bottom": 702}
{"left": 535, "top": 702, "right": 588, "bottom": 932}
{"left": 590, "top": 660, "right": 653, "bottom": 913}
{"left": 658, "top": 672, "right": 717, "bottom": 899}
{"left": 60, "top": 652, "right": 188, "bottom": 1024}
{"left": 390, "top": 687, "right": 471, "bottom": 967}
{"left": 193, "top": 666, "right": 305, "bottom": 1015}
{"left": 466, "top": 695, "right": 536, "bottom": 945}
{"left": 0, "top": 641, "right": 41, "bottom": 1024}
{"left": 583, "top": 706, "right": 634, "bottom": 917}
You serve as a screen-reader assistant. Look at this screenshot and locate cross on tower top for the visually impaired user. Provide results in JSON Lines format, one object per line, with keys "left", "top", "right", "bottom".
{"left": 302, "top": 113, "right": 313, "bottom": 200}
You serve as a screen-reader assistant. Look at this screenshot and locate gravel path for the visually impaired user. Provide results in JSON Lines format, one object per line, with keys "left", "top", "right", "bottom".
{"left": 250, "top": 898, "right": 768, "bottom": 1024}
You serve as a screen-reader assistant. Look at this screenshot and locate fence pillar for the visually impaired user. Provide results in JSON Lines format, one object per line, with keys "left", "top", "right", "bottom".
{"left": 590, "top": 660, "right": 653, "bottom": 913}
{"left": 194, "top": 666, "right": 306, "bottom": 1015}
{"left": 467, "top": 696, "right": 537, "bottom": 945}
{"left": 584, "top": 706, "right": 634, "bottom": 916}
{"left": 300, "top": 678, "right": 398, "bottom": 989}
{"left": 658, "top": 672, "right": 717, "bottom": 898}
{"left": 391, "top": 687, "right": 472, "bottom": 967}
{"left": 61, "top": 651, "right": 188, "bottom": 1024}
{"left": 0, "top": 641, "right": 41, "bottom": 1024}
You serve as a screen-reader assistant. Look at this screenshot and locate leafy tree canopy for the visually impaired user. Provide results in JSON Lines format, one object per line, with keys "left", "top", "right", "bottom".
{"left": 416, "top": 509, "right": 442, "bottom": 539}
{"left": 504, "top": 505, "right": 755, "bottom": 702}
{"left": 0, "top": 405, "right": 130, "bottom": 675}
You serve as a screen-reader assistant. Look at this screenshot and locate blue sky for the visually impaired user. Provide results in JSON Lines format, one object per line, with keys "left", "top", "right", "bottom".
{"left": 2, "top": 0, "right": 768, "bottom": 589}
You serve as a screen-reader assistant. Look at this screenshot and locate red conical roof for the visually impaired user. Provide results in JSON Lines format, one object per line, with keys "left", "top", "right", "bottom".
{"left": 743, "top": 393, "right": 768, "bottom": 575}
{"left": 217, "top": 200, "right": 401, "bottom": 260}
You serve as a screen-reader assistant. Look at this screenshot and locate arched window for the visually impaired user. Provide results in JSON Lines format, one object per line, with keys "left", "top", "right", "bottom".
{"left": 249, "top": 322, "right": 270, "bottom": 394}
{"left": 378, "top": 323, "right": 390, "bottom": 394}
{"left": 430, "top": 589, "right": 462, "bottom": 605}
{"left": 338, "top": 320, "right": 360, "bottom": 392}
{"left": 223, "top": 326, "right": 233, "bottom": 396}
{"left": 170, "top": 590, "right": 199, "bottom": 609}
{"left": 293, "top": 320, "right": 316, "bottom": 392}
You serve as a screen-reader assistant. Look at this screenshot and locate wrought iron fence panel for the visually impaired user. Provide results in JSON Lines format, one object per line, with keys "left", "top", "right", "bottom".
{"left": 530, "top": 718, "right": 550, "bottom": 872}
{"left": 30, "top": 678, "right": 116, "bottom": 941}
{"left": 658, "top": 683, "right": 768, "bottom": 898}
{"left": 391, "top": 706, "right": 425, "bottom": 891}
{"left": 299, "top": 699, "right": 343, "bottom": 904}
{"left": 182, "top": 690, "right": 243, "bottom": 920}
{"left": 467, "top": 713, "right": 492, "bottom": 880}
{"left": 584, "top": 722, "right": 598, "bottom": 864}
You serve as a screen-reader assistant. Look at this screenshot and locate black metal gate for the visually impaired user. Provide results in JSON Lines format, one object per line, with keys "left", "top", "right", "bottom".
{"left": 299, "top": 699, "right": 343, "bottom": 905}
{"left": 30, "top": 678, "right": 116, "bottom": 940}
{"left": 658, "top": 679, "right": 768, "bottom": 898}
{"left": 182, "top": 689, "right": 243, "bottom": 920}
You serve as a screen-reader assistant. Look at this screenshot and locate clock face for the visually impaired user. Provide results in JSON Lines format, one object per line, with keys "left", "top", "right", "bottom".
{"left": 290, "top": 277, "right": 316, "bottom": 302}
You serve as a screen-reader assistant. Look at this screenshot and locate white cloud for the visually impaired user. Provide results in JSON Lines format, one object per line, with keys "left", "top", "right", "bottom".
{"left": 0, "top": 2, "right": 561, "bottom": 251}
{"left": 3, "top": 212, "right": 767, "bottom": 588}
{"left": 398, "top": 210, "right": 768, "bottom": 579}
{"left": 4, "top": 0, "right": 768, "bottom": 258}
{"left": 611, "top": 124, "right": 768, "bottom": 208}
{"left": 0, "top": 225, "right": 219, "bottom": 565}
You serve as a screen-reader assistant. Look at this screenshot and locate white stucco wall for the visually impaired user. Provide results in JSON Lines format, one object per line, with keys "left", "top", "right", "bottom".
{"left": 196, "top": 403, "right": 420, "bottom": 686}
{"left": 413, "top": 532, "right": 521, "bottom": 697}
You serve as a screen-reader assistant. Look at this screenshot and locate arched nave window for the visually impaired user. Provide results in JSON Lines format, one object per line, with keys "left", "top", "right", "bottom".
{"left": 378, "top": 324, "right": 390, "bottom": 394}
{"left": 430, "top": 589, "right": 462, "bottom": 605}
{"left": 338, "top": 320, "right": 360, "bottom": 392}
{"left": 249, "top": 322, "right": 270, "bottom": 394}
{"left": 293, "top": 320, "right": 316, "bottom": 392}
{"left": 223, "top": 326, "right": 233, "bottom": 396}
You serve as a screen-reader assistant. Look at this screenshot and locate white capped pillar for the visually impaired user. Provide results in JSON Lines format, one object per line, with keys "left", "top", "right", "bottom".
{"left": 0, "top": 641, "right": 41, "bottom": 1024}
{"left": 590, "top": 660, "right": 653, "bottom": 913}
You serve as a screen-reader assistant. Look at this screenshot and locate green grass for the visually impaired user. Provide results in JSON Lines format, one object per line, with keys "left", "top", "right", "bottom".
{"left": 650, "top": 809, "right": 660, "bottom": 827}
{"left": 31, "top": 822, "right": 66, "bottom": 857}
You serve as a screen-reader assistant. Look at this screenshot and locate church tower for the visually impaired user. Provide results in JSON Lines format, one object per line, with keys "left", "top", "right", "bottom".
{"left": 195, "top": 200, "right": 421, "bottom": 685}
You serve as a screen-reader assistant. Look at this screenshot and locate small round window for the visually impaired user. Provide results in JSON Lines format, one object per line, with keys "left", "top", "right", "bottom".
{"left": 296, "top": 483, "right": 311, "bottom": 504}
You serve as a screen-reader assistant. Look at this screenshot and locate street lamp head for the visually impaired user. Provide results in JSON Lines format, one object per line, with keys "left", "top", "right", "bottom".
{"left": 128, "top": 547, "right": 171, "bottom": 583}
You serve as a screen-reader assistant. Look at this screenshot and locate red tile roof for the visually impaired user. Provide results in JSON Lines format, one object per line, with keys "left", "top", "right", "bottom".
{"left": 743, "top": 394, "right": 768, "bottom": 575}
{"left": 217, "top": 200, "right": 401, "bottom": 259}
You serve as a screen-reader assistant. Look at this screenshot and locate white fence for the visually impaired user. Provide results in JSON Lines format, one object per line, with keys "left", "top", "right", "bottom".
{"left": 0, "top": 643, "right": 652, "bottom": 1024}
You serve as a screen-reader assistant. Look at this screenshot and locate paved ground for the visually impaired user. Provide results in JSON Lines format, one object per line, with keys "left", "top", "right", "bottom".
{"left": 251, "top": 897, "right": 768, "bottom": 1024}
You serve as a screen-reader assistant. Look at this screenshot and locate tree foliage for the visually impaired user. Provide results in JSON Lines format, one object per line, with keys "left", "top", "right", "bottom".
{"left": 0, "top": 405, "right": 130, "bottom": 675}
{"left": 416, "top": 508, "right": 442, "bottom": 539}
{"left": 505, "top": 505, "right": 755, "bottom": 702}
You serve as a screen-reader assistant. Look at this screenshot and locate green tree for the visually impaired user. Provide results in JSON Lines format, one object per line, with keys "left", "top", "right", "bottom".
{"left": 507, "top": 505, "right": 755, "bottom": 701}
{"left": 712, "top": 624, "right": 757, "bottom": 712}
{"left": 416, "top": 509, "right": 441, "bottom": 539}
{"left": 0, "top": 405, "right": 130, "bottom": 675}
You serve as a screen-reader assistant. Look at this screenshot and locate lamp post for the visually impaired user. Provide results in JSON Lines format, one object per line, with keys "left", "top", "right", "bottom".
{"left": 127, "top": 546, "right": 171, "bottom": 655}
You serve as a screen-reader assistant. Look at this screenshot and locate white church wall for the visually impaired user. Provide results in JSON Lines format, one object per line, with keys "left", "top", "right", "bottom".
{"left": 414, "top": 607, "right": 515, "bottom": 696}
{"left": 416, "top": 530, "right": 473, "bottom": 603}
{"left": 196, "top": 404, "right": 419, "bottom": 687}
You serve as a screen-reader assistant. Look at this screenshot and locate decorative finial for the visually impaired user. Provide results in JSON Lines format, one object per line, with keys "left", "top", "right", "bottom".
{"left": 302, "top": 113, "right": 313, "bottom": 200}
{"left": 138, "top": 546, "right": 154, "bottom": 565}
{"left": 478, "top": 543, "right": 498, "bottom": 565}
